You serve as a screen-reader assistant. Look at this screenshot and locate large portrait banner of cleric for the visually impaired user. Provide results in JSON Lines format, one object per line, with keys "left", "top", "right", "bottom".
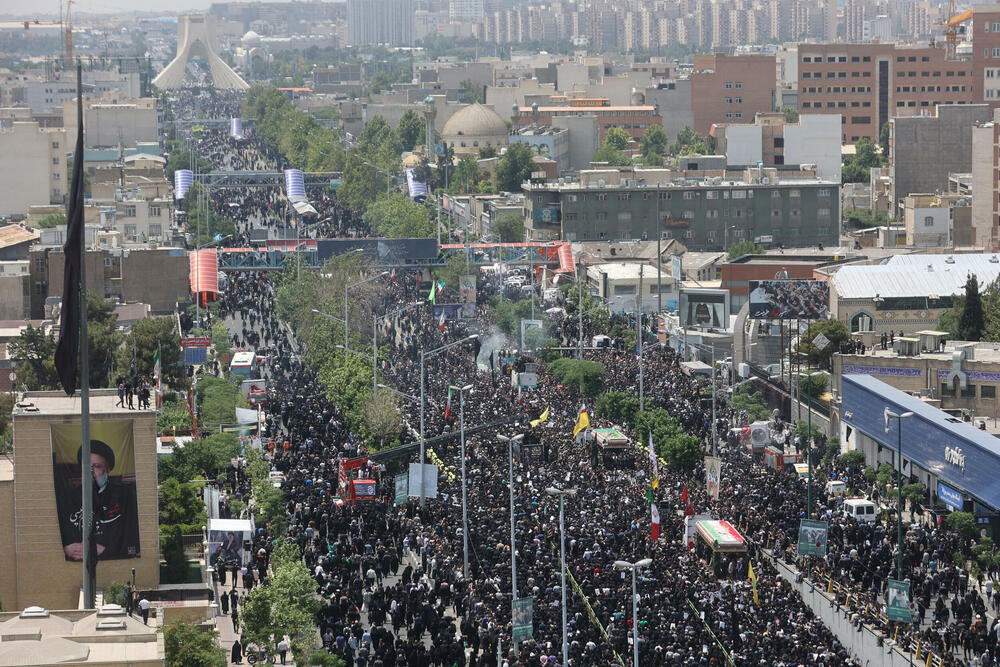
{"left": 52, "top": 420, "right": 141, "bottom": 561}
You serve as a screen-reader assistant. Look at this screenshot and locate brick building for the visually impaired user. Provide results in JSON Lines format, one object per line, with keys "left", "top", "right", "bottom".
{"left": 797, "top": 43, "right": 973, "bottom": 143}
{"left": 689, "top": 54, "right": 777, "bottom": 135}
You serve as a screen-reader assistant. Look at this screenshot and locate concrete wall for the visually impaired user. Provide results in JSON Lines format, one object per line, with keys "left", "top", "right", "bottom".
{"left": 550, "top": 114, "right": 600, "bottom": 172}
{"left": 971, "top": 120, "right": 997, "bottom": 248}
{"left": 891, "top": 105, "right": 991, "bottom": 207}
{"left": 0, "top": 122, "right": 66, "bottom": 216}
{"left": 0, "top": 270, "right": 28, "bottom": 320}
{"left": 768, "top": 552, "right": 919, "bottom": 667}
{"left": 724, "top": 124, "right": 763, "bottom": 166}
{"left": 785, "top": 114, "right": 843, "bottom": 184}
{"left": 643, "top": 81, "right": 694, "bottom": 144}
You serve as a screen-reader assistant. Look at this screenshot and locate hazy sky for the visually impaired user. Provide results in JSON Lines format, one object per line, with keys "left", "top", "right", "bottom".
{"left": 1, "top": 0, "right": 319, "bottom": 18}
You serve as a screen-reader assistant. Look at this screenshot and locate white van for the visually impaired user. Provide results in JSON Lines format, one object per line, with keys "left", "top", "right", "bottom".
{"left": 825, "top": 480, "right": 848, "bottom": 499}
{"left": 842, "top": 498, "right": 878, "bottom": 523}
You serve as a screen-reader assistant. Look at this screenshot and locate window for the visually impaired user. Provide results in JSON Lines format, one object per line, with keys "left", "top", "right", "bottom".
{"left": 817, "top": 208, "right": 831, "bottom": 217}
{"left": 124, "top": 224, "right": 137, "bottom": 237}
{"left": 51, "top": 141, "right": 59, "bottom": 149}
{"left": 706, "top": 191, "right": 718, "bottom": 199}
{"left": 725, "top": 113, "right": 733, "bottom": 119}
{"left": 123, "top": 205, "right": 136, "bottom": 217}
{"left": 771, "top": 190, "right": 781, "bottom": 198}
{"left": 617, "top": 211, "right": 632, "bottom": 221}
{"left": 596, "top": 212, "right": 608, "bottom": 221}
{"left": 771, "top": 209, "right": 781, "bottom": 217}
{"left": 941, "top": 382, "right": 955, "bottom": 397}
{"left": 983, "top": 385, "right": 997, "bottom": 398}
{"left": 734, "top": 97, "right": 742, "bottom": 104}
{"left": 34, "top": 257, "right": 45, "bottom": 272}
{"left": 735, "top": 113, "right": 742, "bottom": 119}
{"left": 725, "top": 81, "right": 733, "bottom": 89}
{"left": 818, "top": 188, "right": 831, "bottom": 197}
{"left": 725, "top": 96, "right": 733, "bottom": 104}
{"left": 618, "top": 193, "right": 631, "bottom": 201}
{"left": 683, "top": 191, "right": 695, "bottom": 200}
{"left": 597, "top": 193, "right": 607, "bottom": 201}
{"left": 735, "top": 82, "right": 743, "bottom": 88}
{"left": 149, "top": 204, "right": 161, "bottom": 217}
{"left": 789, "top": 189, "right": 801, "bottom": 198}
{"left": 962, "top": 384, "right": 977, "bottom": 398}
{"left": 994, "top": 21, "right": 1000, "bottom": 31}
{"left": 924, "top": 215, "right": 935, "bottom": 227}
{"left": 682, "top": 209, "right": 695, "bottom": 220}
{"left": 659, "top": 191, "right": 670, "bottom": 200}
{"left": 565, "top": 213, "right": 576, "bottom": 221}
{"left": 52, "top": 157, "right": 59, "bottom": 165}
{"left": 684, "top": 230, "right": 695, "bottom": 239}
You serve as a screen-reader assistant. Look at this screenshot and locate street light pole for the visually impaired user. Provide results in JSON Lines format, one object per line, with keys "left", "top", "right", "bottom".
{"left": 578, "top": 266, "right": 584, "bottom": 360}
{"left": 499, "top": 433, "right": 525, "bottom": 658}
{"left": 344, "top": 270, "right": 388, "bottom": 350}
{"left": 419, "top": 335, "right": 479, "bottom": 508}
{"left": 886, "top": 409, "right": 914, "bottom": 577}
{"left": 547, "top": 486, "right": 577, "bottom": 667}
{"left": 450, "top": 383, "right": 473, "bottom": 581}
{"left": 803, "top": 370, "right": 825, "bottom": 520}
{"left": 614, "top": 559, "right": 653, "bottom": 667}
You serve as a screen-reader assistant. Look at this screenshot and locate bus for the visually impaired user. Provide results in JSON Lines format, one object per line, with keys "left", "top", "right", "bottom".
{"left": 230, "top": 351, "right": 256, "bottom": 379}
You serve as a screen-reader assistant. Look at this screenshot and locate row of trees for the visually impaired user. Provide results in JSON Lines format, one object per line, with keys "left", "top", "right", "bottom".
{"left": 273, "top": 256, "right": 403, "bottom": 449}
{"left": 9, "top": 294, "right": 184, "bottom": 391}
{"left": 592, "top": 391, "right": 702, "bottom": 471}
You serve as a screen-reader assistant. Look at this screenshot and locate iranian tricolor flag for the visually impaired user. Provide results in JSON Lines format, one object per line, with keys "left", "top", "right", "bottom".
{"left": 444, "top": 386, "right": 453, "bottom": 420}
{"left": 650, "top": 503, "right": 660, "bottom": 540}
{"left": 439, "top": 308, "right": 447, "bottom": 331}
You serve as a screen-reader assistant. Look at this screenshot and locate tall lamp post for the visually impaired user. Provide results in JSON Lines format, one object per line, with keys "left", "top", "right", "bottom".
{"left": 344, "top": 271, "right": 388, "bottom": 349}
{"left": 419, "top": 335, "right": 479, "bottom": 507}
{"left": 802, "top": 370, "right": 826, "bottom": 519}
{"left": 546, "top": 486, "right": 577, "bottom": 667}
{"left": 614, "top": 559, "right": 653, "bottom": 667}
{"left": 498, "top": 433, "right": 525, "bottom": 658}
{"left": 450, "top": 383, "right": 474, "bottom": 580}
{"left": 688, "top": 341, "right": 718, "bottom": 456}
{"left": 885, "top": 409, "right": 914, "bottom": 577}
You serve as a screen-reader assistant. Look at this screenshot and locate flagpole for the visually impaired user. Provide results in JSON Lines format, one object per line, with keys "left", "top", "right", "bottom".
{"left": 76, "top": 61, "right": 95, "bottom": 609}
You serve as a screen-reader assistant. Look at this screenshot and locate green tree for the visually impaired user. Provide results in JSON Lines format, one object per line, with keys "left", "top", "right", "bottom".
{"left": 158, "top": 477, "right": 206, "bottom": 526}
{"left": 592, "top": 143, "right": 631, "bottom": 166}
{"left": 839, "top": 449, "right": 865, "bottom": 468}
{"left": 842, "top": 137, "right": 886, "bottom": 183}
{"left": 595, "top": 391, "right": 640, "bottom": 426}
{"left": 452, "top": 154, "right": 483, "bottom": 193}
{"left": 799, "top": 372, "right": 829, "bottom": 399}
{"left": 604, "top": 127, "right": 631, "bottom": 151}
{"left": 8, "top": 324, "right": 59, "bottom": 390}
{"left": 197, "top": 378, "right": 247, "bottom": 432}
{"left": 780, "top": 107, "right": 799, "bottom": 123}
{"left": 958, "top": 273, "right": 985, "bottom": 341}
{"left": 639, "top": 125, "right": 668, "bottom": 164}
{"left": 496, "top": 142, "right": 535, "bottom": 192}
{"left": 118, "top": 316, "right": 184, "bottom": 388}
{"left": 546, "top": 358, "right": 605, "bottom": 397}
{"left": 901, "top": 482, "right": 926, "bottom": 507}
{"left": 362, "top": 194, "right": 434, "bottom": 238}
{"left": 160, "top": 524, "right": 189, "bottom": 583}
{"left": 357, "top": 115, "right": 402, "bottom": 167}
{"left": 479, "top": 146, "right": 497, "bottom": 159}
{"left": 240, "top": 542, "right": 321, "bottom": 661}
{"left": 494, "top": 212, "right": 524, "bottom": 243}
{"left": 339, "top": 160, "right": 386, "bottom": 214}
{"left": 728, "top": 385, "right": 771, "bottom": 421}
{"left": 879, "top": 122, "right": 891, "bottom": 151}
{"left": 727, "top": 240, "right": 765, "bottom": 259}
{"left": 669, "top": 126, "right": 713, "bottom": 156}
{"left": 459, "top": 79, "right": 484, "bottom": 103}
{"left": 158, "top": 433, "right": 240, "bottom": 483}
{"left": 633, "top": 408, "right": 702, "bottom": 471}
{"left": 35, "top": 212, "right": 66, "bottom": 228}
{"left": 946, "top": 511, "right": 978, "bottom": 539}
{"left": 397, "top": 109, "right": 425, "bottom": 152}
{"left": 84, "top": 292, "right": 123, "bottom": 389}
{"left": 164, "top": 621, "right": 227, "bottom": 667}
{"left": 797, "top": 319, "right": 850, "bottom": 369}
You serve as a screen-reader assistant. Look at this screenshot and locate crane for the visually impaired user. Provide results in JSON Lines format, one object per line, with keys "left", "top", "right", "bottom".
{"left": 64, "top": 0, "right": 73, "bottom": 63}
{"left": 944, "top": 0, "right": 973, "bottom": 60}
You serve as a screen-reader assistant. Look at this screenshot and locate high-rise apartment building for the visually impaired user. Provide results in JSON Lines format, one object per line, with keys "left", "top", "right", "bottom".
{"left": 971, "top": 5, "right": 1000, "bottom": 107}
{"left": 450, "top": 0, "right": 485, "bottom": 22}
{"left": 797, "top": 44, "right": 973, "bottom": 143}
{"left": 347, "top": 0, "right": 413, "bottom": 46}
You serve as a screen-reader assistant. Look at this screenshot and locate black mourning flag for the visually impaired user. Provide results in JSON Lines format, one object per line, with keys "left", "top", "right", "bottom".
{"left": 54, "top": 111, "right": 85, "bottom": 395}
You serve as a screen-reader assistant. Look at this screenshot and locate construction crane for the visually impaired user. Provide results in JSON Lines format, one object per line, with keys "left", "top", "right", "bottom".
{"left": 64, "top": 0, "right": 73, "bottom": 63}
{"left": 944, "top": 0, "right": 973, "bottom": 60}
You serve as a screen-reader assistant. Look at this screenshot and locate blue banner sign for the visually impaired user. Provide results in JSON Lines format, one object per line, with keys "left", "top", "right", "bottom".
{"left": 937, "top": 481, "right": 963, "bottom": 510}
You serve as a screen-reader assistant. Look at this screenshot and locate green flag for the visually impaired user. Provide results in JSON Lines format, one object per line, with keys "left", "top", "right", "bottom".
{"left": 646, "top": 489, "right": 654, "bottom": 504}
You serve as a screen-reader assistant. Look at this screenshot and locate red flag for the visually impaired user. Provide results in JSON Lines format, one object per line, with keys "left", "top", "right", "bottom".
{"left": 681, "top": 485, "right": 688, "bottom": 504}
{"left": 650, "top": 503, "right": 660, "bottom": 540}
{"left": 439, "top": 309, "right": 447, "bottom": 331}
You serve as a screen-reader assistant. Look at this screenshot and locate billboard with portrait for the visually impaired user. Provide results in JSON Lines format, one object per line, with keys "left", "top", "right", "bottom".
{"left": 748, "top": 280, "right": 829, "bottom": 319}
{"left": 52, "top": 420, "right": 141, "bottom": 561}
{"left": 678, "top": 289, "right": 730, "bottom": 328}
{"left": 207, "top": 518, "right": 254, "bottom": 568}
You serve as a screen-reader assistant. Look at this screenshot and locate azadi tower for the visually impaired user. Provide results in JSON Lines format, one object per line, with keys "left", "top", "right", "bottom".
{"left": 153, "top": 15, "right": 249, "bottom": 90}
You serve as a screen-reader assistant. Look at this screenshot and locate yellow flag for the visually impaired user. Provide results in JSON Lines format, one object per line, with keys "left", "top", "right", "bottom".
{"left": 572, "top": 404, "right": 590, "bottom": 438}
{"left": 530, "top": 406, "right": 550, "bottom": 428}
{"left": 748, "top": 561, "right": 759, "bottom": 606}
{"left": 652, "top": 477, "right": 660, "bottom": 490}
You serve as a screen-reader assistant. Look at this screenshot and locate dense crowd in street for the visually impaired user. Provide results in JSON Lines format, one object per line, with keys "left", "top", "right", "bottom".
{"left": 167, "top": 89, "right": 994, "bottom": 667}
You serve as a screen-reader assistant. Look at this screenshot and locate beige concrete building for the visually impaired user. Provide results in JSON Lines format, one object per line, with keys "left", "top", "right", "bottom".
{"left": 0, "top": 260, "right": 30, "bottom": 320}
{"left": 903, "top": 194, "right": 952, "bottom": 247}
{"left": 1, "top": 391, "right": 159, "bottom": 612}
{"left": 62, "top": 95, "right": 159, "bottom": 149}
{"left": 0, "top": 605, "right": 163, "bottom": 666}
{"left": 832, "top": 336, "right": 1000, "bottom": 424}
{"left": 0, "top": 122, "right": 67, "bottom": 217}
